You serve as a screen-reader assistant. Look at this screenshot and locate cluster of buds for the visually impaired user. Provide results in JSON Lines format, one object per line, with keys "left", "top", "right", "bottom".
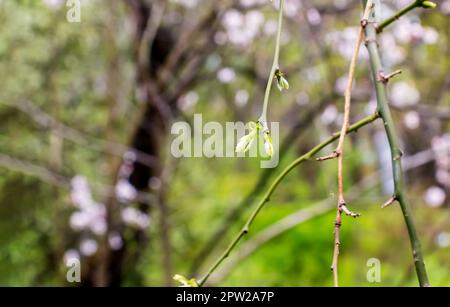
{"left": 235, "top": 120, "right": 274, "bottom": 157}
{"left": 235, "top": 69, "right": 287, "bottom": 157}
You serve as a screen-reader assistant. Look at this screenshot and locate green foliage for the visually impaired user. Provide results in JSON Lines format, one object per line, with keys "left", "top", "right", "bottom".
{"left": 0, "top": 0, "right": 448, "bottom": 286}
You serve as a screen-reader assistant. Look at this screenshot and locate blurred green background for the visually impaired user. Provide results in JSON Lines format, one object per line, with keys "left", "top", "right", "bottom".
{"left": 0, "top": 0, "right": 449, "bottom": 286}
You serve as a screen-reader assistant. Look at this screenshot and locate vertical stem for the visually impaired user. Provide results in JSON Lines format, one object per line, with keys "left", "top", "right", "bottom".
{"left": 259, "top": 0, "right": 285, "bottom": 122}
{"left": 364, "top": 11, "right": 430, "bottom": 286}
{"left": 329, "top": 0, "right": 373, "bottom": 287}
{"left": 331, "top": 210, "right": 342, "bottom": 287}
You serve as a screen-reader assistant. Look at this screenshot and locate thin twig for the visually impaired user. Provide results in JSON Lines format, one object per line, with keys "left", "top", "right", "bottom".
{"left": 259, "top": 0, "right": 285, "bottom": 124}
{"left": 327, "top": 0, "right": 373, "bottom": 287}
{"left": 382, "top": 69, "right": 403, "bottom": 82}
{"left": 376, "top": 0, "right": 432, "bottom": 33}
{"left": 196, "top": 113, "right": 380, "bottom": 286}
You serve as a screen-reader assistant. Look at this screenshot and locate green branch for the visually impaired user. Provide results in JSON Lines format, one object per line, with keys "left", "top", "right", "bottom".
{"left": 376, "top": 0, "right": 436, "bottom": 33}
{"left": 364, "top": 5, "right": 430, "bottom": 286}
{"left": 197, "top": 112, "right": 380, "bottom": 286}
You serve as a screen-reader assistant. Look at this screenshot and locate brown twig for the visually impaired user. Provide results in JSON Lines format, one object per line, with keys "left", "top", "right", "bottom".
{"left": 328, "top": 0, "right": 373, "bottom": 287}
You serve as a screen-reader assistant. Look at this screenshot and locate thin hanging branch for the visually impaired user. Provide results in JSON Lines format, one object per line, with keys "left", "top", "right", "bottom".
{"left": 259, "top": 0, "right": 285, "bottom": 125}
{"left": 195, "top": 112, "right": 380, "bottom": 286}
{"left": 235, "top": 0, "right": 287, "bottom": 158}
{"left": 332, "top": 1, "right": 374, "bottom": 287}
{"left": 363, "top": 0, "right": 430, "bottom": 287}
{"left": 317, "top": 0, "right": 373, "bottom": 287}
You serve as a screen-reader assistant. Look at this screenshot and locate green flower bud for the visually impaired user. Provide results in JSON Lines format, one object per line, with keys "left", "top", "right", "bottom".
{"left": 236, "top": 121, "right": 260, "bottom": 154}
{"left": 275, "top": 69, "right": 289, "bottom": 91}
{"left": 263, "top": 130, "right": 274, "bottom": 157}
{"left": 421, "top": 1, "right": 436, "bottom": 9}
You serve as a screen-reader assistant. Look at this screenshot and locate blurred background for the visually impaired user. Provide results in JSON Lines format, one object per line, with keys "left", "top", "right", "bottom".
{"left": 0, "top": 0, "right": 449, "bottom": 286}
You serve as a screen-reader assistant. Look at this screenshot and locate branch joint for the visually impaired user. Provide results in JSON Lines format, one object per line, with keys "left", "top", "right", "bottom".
{"left": 339, "top": 201, "right": 361, "bottom": 218}
{"left": 382, "top": 195, "right": 398, "bottom": 208}
{"left": 316, "top": 150, "right": 340, "bottom": 162}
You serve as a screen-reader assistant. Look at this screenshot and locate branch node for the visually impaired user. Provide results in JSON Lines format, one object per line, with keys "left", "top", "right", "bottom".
{"left": 360, "top": 19, "right": 368, "bottom": 28}
{"left": 377, "top": 70, "right": 387, "bottom": 83}
{"left": 378, "top": 69, "right": 402, "bottom": 84}
{"left": 316, "top": 150, "right": 340, "bottom": 162}
{"left": 339, "top": 201, "right": 361, "bottom": 218}
{"left": 385, "top": 69, "right": 402, "bottom": 81}
{"left": 393, "top": 150, "right": 403, "bottom": 161}
{"left": 364, "top": 38, "right": 377, "bottom": 46}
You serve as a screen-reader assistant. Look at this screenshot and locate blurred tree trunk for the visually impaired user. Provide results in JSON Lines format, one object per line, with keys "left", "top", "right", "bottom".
{"left": 82, "top": 0, "right": 173, "bottom": 286}
{"left": 81, "top": 0, "right": 223, "bottom": 286}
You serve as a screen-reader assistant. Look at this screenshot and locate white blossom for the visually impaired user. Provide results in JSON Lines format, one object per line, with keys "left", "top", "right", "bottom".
{"left": 80, "top": 239, "right": 98, "bottom": 256}
{"left": 115, "top": 179, "right": 138, "bottom": 203}
{"left": 390, "top": 81, "right": 420, "bottom": 106}
{"left": 109, "top": 232, "right": 124, "bottom": 251}
{"left": 217, "top": 67, "right": 236, "bottom": 84}
{"left": 222, "top": 9, "right": 264, "bottom": 47}
{"left": 63, "top": 249, "right": 80, "bottom": 266}
{"left": 43, "top": 0, "right": 64, "bottom": 10}
{"left": 306, "top": 8, "right": 321, "bottom": 26}
{"left": 321, "top": 105, "right": 338, "bottom": 126}
{"left": 121, "top": 207, "right": 151, "bottom": 230}
{"left": 235, "top": 89, "right": 249, "bottom": 107}
{"left": 436, "top": 232, "right": 450, "bottom": 248}
{"left": 172, "top": 0, "right": 199, "bottom": 8}
{"left": 403, "top": 111, "right": 420, "bottom": 129}
{"left": 424, "top": 186, "right": 446, "bottom": 208}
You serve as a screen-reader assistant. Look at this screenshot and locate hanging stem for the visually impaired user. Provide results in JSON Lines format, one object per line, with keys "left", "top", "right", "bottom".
{"left": 328, "top": 0, "right": 374, "bottom": 287}
{"left": 259, "top": 0, "right": 285, "bottom": 123}
{"left": 363, "top": 1, "right": 430, "bottom": 287}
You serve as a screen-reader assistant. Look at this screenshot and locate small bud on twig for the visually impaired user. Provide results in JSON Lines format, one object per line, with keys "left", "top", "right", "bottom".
{"left": 420, "top": 1, "right": 437, "bottom": 9}
{"left": 275, "top": 69, "right": 289, "bottom": 91}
